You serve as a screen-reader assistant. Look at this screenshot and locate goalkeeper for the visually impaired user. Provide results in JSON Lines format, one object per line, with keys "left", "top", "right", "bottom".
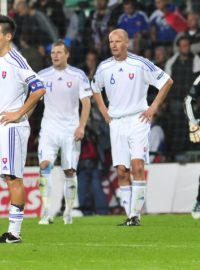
{"left": 185, "top": 75, "right": 200, "bottom": 219}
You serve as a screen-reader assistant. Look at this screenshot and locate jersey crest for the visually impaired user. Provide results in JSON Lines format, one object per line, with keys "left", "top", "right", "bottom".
{"left": 67, "top": 81, "right": 72, "bottom": 88}
{"left": 2, "top": 71, "right": 7, "bottom": 79}
{"left": 129, "top": 73, "right": 134, "bottom": 80}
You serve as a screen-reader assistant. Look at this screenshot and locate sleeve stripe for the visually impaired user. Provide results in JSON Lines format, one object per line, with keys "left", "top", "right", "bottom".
{"left": 128, "top": 53, "right": 156, "bottom": 71}
{"left": 9, "top": 49, "right": 29, "bottom": 70}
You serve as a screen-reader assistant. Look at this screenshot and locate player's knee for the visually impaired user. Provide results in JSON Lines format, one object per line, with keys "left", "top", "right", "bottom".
{"left": 64, "top": 169, "right": 75, "bottom": 177}
{"left": 132, "top": 160, "right": 144, "bottom": 179}
{"left": 117, "top": 165, "right": 129, "bottom": 180}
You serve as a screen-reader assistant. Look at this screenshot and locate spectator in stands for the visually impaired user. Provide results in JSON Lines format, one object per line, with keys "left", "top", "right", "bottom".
{"left": 14, "top": 0, "right": 58, "bottom": 51}
{"left": 77, "top": 113, "right": 109, "bottom": 215}
{"left": 80, "top": 50, "right": 99, "bottom": 81}
{"left": 90, "top": 0, "right": 112, "bottom": 57}
{"left": 165, "top": 36, "right": 200, "bottom": 160}
{"left": 33, "top": 0, "right": 66, "bottom": 38}
{"left": 117, "top": 0, "right": 149, "bottom": 53}
{"left": 20, "top": 35, "right": 44, "bottom": 72}
{"left": 150, "top": 0, "right": 188, "bottom": 48}
{"left": 154, "top": 45, "right": 168, "bottom": 70}
{"left": 174, "top": 12, "right": 200, "bottom": 55}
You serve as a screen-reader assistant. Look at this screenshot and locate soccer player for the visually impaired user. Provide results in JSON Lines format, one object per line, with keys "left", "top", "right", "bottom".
{"left": 91, "top": 28, "right": 173, "bottom": 226}
{"left": 37, "top": 40, "right": 92, "bottom": 225}
{"left": 0, "top": 15, "right": 46, "bottom": 243}
{"left": 184, "top": 75, "right": 200, "bottom": 219}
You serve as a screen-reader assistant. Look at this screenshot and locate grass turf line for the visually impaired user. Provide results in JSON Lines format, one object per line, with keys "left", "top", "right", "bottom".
{"left": 0, "top": 215, "right": 200, "bottom": 270}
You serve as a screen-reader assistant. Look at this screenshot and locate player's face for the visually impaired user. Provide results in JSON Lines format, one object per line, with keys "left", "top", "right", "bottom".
{"left": 109, "top": 32, "right": 129, "bottom": 60}
{"left": 0, "top": 25, "right": 12, "bottom": 56}
{"left": 51, "top": 45, "right": 69, "bottom": 69}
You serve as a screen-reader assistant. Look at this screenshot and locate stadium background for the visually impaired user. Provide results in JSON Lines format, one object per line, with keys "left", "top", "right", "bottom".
{"left": 1, "top": 0, "right": 200, "bottom": 216}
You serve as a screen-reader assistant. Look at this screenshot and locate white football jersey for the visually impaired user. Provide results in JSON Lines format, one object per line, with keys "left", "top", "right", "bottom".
{"left": 91, "top": 53, "right": 170, "bottom": 118}
{"left": 0, "top": 48, "right": 44, "bottom": 127}
{"left": 39, "top": 65, "right": 92, "bottom": 132}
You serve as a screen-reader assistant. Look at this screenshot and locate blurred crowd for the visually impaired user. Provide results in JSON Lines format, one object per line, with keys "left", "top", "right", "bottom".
{"left": 6, "top": 0, "right": 200, "bottom": 166}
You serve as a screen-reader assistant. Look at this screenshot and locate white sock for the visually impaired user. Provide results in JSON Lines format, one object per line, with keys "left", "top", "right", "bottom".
{"left": 120, "top": 185, "right": 132, "bottom": 217}
{"left": 39, "top": 164, "right": 53, "bottom": 217}
{"left": 8, "top": 204, "right": 24, "bottom": 238}
{"left": 64, "top": 175, "right": 77, "bottom": 216}
{"left": 129, "top": 180, "right": 146, "bottom": 219}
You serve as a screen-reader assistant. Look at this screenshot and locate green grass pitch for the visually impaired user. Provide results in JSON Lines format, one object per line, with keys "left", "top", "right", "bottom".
{"left": 0, "top": 215, "right": 200, "bottom": 270}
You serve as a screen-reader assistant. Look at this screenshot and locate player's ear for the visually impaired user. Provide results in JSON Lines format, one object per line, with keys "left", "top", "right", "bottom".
{"left": 6, "top": 33, "right": 12, "bottom": 42}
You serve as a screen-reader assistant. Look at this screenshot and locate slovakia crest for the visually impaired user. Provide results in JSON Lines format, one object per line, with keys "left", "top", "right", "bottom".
{"left": 2, "top": 157, "right": 7, "bottom": 164}
{"left": 2, "top": 71, "right": 7, "bottom": 79}
{"left": 67, "top": 81, "right": 72, "bottom": 88}
{"left": 129, "top": 73, "right": 134, "bottom": 80}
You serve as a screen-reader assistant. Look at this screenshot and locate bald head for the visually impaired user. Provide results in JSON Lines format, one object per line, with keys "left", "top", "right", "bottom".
{"left": 109, "top": 29, "right": 129, "bottom": 43}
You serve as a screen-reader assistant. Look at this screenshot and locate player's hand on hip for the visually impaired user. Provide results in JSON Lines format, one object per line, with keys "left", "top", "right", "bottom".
{"left": 189, "top": 122, "right": 200, "bottom": 143}
{"left": 0, "top": 111, "right": 21, "bottom": 125}
{"left": 74, "top": 126, "right": 85, "bottom": 141}
{"left": 139, "top": 110, "right": 153, "bottom": 123}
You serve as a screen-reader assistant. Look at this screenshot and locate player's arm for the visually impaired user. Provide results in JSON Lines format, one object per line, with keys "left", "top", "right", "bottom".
{"left": 93, "top": 92, "right": 111, "bottom": 123}
{"left": 0, "top": 88, "right": 46, "bottom": 125}
{"left": 184, "top": 75, "right": 200, "bottom": 143}
{"left": 74, "top": 97, "right": 91, "bottom": 141}
{"left": 140, "top": 78, "right": 173, "bottom": 122}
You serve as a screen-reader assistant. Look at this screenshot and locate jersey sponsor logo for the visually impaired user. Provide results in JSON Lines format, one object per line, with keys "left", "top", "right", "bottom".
{"left": 67, "top": 81, "right": 72, "bottom": 87}
{"left": 129, "top": 73, "right": 134, "bottom": 80}
{"left": 110, "top": 74, "right": 115, "bottom": 84}
{"left": 2, "top": 158, "right": 7, "bottom": 164}
{"left": 58, "top": 77, "right": 62, "bottom": 81}
{"left": 3, "top": 165, "right": 8, "bottom": 170}
{"left": 118, "top": 68, "right": 123, "bottom": 72}
{"left": 25, "top": 75, "right": 36, "bottom": 83}
{"left": 2, "top": 71, "right": 7, "bottom": 79}
{"left": 157, "top": 71, "right": 164, "bottom": 80}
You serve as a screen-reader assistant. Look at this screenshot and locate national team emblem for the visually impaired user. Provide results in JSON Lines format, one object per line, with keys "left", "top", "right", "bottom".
{"left": 129, "top": 73, "right": 134, "bottom": 80}
{"left": 67, "top": 82, "right": 72, "bottom": 88}
{"left": 2, "top": 157, "right": 7, "bottom": 164}
{"left": 2, "top": 71, "right": 7, "bottom": 79}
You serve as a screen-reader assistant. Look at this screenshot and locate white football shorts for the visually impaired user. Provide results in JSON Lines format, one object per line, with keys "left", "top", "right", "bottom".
{"left": 0, "top": 126, "right": 30, "bottom": 178}
{"left": 38, "top": 125, "right": 81, "bottom": 170}
{"left": 109, "top": 113, "right": 150, "bottom": 168}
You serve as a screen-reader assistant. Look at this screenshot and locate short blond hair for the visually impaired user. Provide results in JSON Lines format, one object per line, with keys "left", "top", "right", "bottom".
{"left": 109, "top": 28, "right": 129, "bottom": 42}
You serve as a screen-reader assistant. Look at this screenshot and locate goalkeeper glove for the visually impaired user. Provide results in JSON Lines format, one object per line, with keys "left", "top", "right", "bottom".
{"left": 189, "top": 122, "right": 200, "bottom": 143}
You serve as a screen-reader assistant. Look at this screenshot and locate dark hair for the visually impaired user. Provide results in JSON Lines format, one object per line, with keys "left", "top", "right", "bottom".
{"left": 52, "top": 39, "right": 69, "bottom": 54}
{"left": 123, "top": 0, "right": 138, "bottom": 7}
{"left": 176, "top": 36, "right": 190, "bottom": 46}
{"left": 0, "top": 15, "right": 16, "bottom": 39}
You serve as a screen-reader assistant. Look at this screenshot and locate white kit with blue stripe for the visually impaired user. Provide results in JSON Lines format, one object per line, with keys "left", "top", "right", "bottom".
{"left": 0, "top": 48, "right": 44, "bottom": 178}
{"left": 91, "top": 53, "right": 170, "bottom": 118}
{"left": 0, "top": 48, "right": 44, "bottom": 127}
{"left": 38, "top": 65, "right": 92, "bottom": 133}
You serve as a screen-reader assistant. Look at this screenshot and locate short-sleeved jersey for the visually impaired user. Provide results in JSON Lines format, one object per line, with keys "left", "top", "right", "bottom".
{"left": 91, "top": 53, "right": 170, "bottom": 118}
{"left": 0, "top": 48, "right": 44, "bottom": 127}
{"left": 39, "top": 65, "right": 92, "bottom": 132}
